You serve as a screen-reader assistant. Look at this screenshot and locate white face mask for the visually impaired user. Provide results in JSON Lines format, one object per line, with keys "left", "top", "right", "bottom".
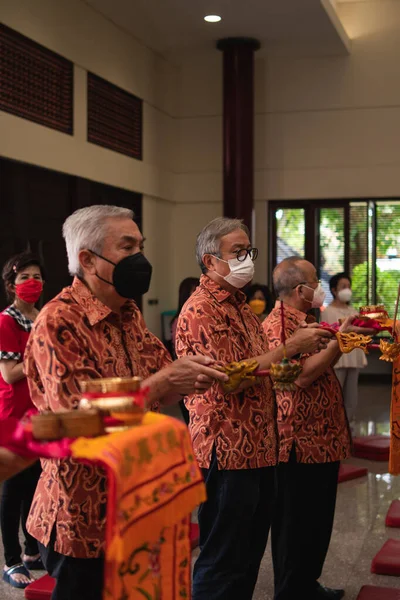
{"left": 337, "top": 288, "right": 352, "bottom": 303}
{"left": 302, "top": 282, "right": 326, "bottom": 309}
{"left": 215, "top": 254, "right": 255, "bottom": 289}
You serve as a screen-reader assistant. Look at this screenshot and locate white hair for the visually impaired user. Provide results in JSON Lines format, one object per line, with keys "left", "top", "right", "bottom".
{"left": 62, "top": 205, "right": 134, "bottom": 276}
{"left": 196, "top": 217, "right": 249, "bottom": 273}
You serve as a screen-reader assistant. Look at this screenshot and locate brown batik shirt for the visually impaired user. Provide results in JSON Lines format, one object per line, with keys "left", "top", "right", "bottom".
{"left": 262, "top": 301, "right": 351, "bottom": 464}
{"left": 25, "top": 277, "right": 172, "bottom": 558}
{"left": 175, "top": 275, "right": 278, "bottom": 471}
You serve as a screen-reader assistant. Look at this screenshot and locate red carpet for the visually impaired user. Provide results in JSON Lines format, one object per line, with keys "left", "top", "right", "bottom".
{"left": 338, "top": 463, "right": 368, "bottom": 483}
{"left": 386, "top": 500, "right": 400, "bottom": 528}
{"left": 352, "top": 435, "right": 390, "bottom": 461}
{"left": 371, "top": 539, "right": 400, "bottom": 575}
{"left": 25, "top": 575, "right": 54, "bottom": 600}
{"left": 357, "top": 585, "right": 400, "bottom": 599}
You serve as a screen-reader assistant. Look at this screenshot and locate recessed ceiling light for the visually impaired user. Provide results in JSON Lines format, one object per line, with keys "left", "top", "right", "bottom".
{"left": 204, "top": 15, "right": 222, "bottom": 23}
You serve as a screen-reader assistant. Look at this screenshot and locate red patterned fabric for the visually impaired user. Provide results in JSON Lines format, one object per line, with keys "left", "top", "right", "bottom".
{"left": 175, "top": 275, "right": 277, "bottom": 470}
{"left": 262, "top": 302, "right": 351, "bottom": 464}
{"left": 25, "top": 277, "right": 172, "bottom": 558}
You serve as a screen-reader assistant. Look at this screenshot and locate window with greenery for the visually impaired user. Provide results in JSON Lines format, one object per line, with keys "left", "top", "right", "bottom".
{"left": 269, "top": 200, "right": 400, "bottom": 317}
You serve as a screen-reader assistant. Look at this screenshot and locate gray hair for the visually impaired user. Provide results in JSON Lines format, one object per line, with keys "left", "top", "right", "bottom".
{"left": 273, "top": 256, "right": 307, "bottom": 298}
{"left": 196, "top": 217, "right": 249, "bottom": 273}
{"left": 62, "top": 205, "right": 134, "bottom": 276}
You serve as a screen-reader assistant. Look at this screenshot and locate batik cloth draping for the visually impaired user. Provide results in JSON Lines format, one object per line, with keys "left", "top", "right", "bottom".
{"left": 71, "top": 412, "right": 206, "bottom": 600}
{"left": 390, "top": 356, "right": 400, "bottom": 474}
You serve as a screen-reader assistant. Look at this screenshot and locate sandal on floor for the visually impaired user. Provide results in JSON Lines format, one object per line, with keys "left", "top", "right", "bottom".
{"left": 23, "top": 556, "right": 44, "bottom": 570}
{"left": 2, "top": 563, "right": 33, "bottom": 588}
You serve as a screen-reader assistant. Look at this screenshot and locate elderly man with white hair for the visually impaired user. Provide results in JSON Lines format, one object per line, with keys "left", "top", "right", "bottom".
{"left": 24, "top": 205, "right": 227, "bottom": 600}
{"left": 175, "top": 217, "right": 333, "bottom": 600}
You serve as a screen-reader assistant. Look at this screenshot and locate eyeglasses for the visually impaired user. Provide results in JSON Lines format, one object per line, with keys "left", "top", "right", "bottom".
{"left": 292, "top": 279, "right": 321, "bottom": 289}
{"left": 233, "top": 247, "right": 259, "bottom": 262}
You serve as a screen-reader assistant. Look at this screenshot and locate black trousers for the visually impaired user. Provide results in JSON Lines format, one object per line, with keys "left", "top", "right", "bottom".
{"left": 272, "top": 447, "right": 340, "bottom": 600}
{"left": 193, "top": 449, "right": 275, "bottom": 600}
{"left": 38, "top": 527, "right": 104, "bottom": 600}
{"left": 0, "top": 460, "right": 41, "bottom": 567}
{"left": 179, "top": 399, "right": 190, "bottom": 425}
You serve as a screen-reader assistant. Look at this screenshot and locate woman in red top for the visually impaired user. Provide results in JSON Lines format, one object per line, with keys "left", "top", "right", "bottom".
{"left": 0, "top": 252, "right": 45, "bottom": 588}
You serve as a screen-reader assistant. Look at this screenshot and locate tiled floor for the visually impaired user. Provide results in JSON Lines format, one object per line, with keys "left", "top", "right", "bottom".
{"left": 0, "top": 375, "right": 397, "bottom": 599}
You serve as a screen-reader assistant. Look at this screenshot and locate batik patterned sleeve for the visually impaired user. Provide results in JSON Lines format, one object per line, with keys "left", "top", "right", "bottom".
{"left": 25, "top": 310, "right": 101, "bottom": 412}
{"left": 262, "top": 308, "right": 299, "bottom": 352}
{"left": 153, "top": 335, "right": 173, "bottom": 370}
{"left": 175, "top": 302, "right": 225, "bottom": 364}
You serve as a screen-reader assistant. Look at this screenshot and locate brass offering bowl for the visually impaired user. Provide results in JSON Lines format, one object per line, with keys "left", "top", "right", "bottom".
{"left": 359, "top": 304, "right": 389, "bottom": 320}
{"left": 79, "top": 377, "right": 145, "bottom": 426}
{"left": 80, "top": 377, "right": 142, "bottom": 394}
{"left": 270, "top": 357, "right": 303, "bottom": 391}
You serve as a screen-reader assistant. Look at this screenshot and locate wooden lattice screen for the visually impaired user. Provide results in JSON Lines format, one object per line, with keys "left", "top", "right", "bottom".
{"left": 0, "top": 23, "right": 73, "bottom": 134}
{"left": 87, "top": 72, "right": 143, "bottom": 160}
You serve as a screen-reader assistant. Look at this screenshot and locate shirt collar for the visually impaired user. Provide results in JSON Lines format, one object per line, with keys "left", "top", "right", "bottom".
{"left": 70, "top": 277, "right": 136, "bottom": 326}
{"left": 274, "top": 300, "right": 307, "bottom": 322}
{"left": 200, "top": 274, "right": 246, "bottom": 305}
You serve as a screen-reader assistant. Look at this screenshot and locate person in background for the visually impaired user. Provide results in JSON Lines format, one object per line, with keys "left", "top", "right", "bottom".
{"left": 170, "top": 277, "right": 200, "bottom": 425}
{"left": 245, "top": 282, "right": 273, "bottom": 321}
{"left": 322, "top": 273, "right": 374, "bottom": 427}
{"left": 0, "top": 252, "right": 44, "bottom": 588}
{"left": 263, "top": 258, "right": 353, "bottom": 600}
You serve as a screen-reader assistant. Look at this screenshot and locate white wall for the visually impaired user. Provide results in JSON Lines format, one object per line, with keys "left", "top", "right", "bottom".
{"left": 1, "top": 0, "right": 179, "bottom": 197}
{"left": 174, "top": 0, "right": 400, "bottom": 286}
{"left": 0, "top": 0, "right": 179, "bottom": 335}
{"left": 3, "top": 0, "right": 400, "bottom": 329}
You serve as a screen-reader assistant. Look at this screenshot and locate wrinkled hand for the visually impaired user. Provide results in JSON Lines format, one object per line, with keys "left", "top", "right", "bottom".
{"left": 290, "top": 323, "right": 333, "bottom": 355}
{"left": 167, "top": 356, "right": 229, "bottom": 395}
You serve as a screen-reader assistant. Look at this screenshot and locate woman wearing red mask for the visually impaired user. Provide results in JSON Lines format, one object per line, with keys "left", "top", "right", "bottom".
{"left": 0, "top": 252, "right": 45, "bottom": 588}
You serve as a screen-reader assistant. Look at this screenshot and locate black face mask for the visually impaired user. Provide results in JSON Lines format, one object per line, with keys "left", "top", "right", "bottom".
{"left": 90, "top": 251, "right": 153, "bottom": 298}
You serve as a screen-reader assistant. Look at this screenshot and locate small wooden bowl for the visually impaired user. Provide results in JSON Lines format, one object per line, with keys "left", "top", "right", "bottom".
{"left": 32, "top": 409, "right": 104, "bottom": 441}
{"left": 60, "top": 409, "right": 104, "bottom": 438}
{"left": 31, "top": 413, "right": 62, "bottom": 441}
{"left": 80, "top": 377, "right": 142, "bottom": 394}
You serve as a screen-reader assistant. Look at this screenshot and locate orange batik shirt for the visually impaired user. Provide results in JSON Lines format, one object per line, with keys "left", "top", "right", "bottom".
{"left": 175, "top": 275, "right": 278, "bottom": 471}
{"left": 263, "top": 302, "right": 351, "bottom": 464}
{"left": 24, "top": 277, "right": 172, "bottom": 558}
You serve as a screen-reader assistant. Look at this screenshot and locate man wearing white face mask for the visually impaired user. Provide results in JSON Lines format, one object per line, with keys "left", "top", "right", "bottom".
{"left": 323, "top": 272, "right": 374, "bottom": 426}
{"left": 175, "top": 219, "right": 333, "bottom": 600}
{"left": 263, "top": 258, "right": 354, "bottom": 600}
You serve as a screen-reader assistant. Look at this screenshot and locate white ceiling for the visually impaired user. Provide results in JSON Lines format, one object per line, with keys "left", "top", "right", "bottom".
{"left": 84, "top": 0, "right": 350, "bottom": 59}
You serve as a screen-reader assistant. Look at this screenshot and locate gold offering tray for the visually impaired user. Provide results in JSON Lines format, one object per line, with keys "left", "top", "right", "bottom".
{"left": 32, "top": 377, "right": 146, "bottom": 441}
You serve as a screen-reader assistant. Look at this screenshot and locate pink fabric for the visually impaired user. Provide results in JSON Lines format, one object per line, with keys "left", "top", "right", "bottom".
{"left": 320, "top": 318, "right": 391, "bottom": 332}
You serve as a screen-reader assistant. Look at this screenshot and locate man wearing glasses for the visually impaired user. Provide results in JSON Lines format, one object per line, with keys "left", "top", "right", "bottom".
{"left": 175, "top": 218, "right": 333, "bottom": 600}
